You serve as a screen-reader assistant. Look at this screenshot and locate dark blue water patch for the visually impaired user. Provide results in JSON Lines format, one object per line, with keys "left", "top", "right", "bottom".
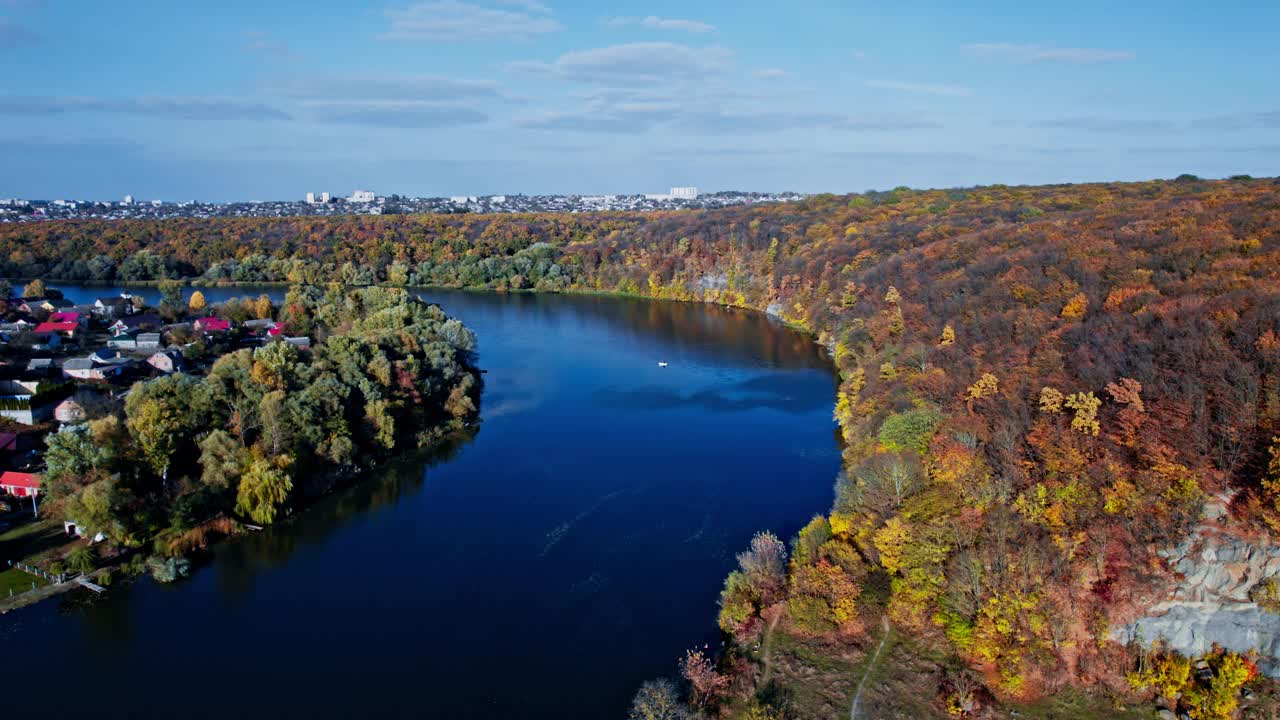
{"left": 2, "top": 286, "right": 839, "bottom": 719}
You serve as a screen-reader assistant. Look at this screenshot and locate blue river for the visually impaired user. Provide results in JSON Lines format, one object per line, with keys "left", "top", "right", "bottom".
{"left": 2, "top": 285, "right": 839, "bottom": 718}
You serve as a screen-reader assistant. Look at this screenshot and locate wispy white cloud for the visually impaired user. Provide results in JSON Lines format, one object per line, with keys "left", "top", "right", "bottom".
{"left": 495, "top": 0, "right": 549, "bottom": 12}
{"left": 965, "top": 42, "right": 1135, "bottom": 64}
{"left": 242, "top": 30, "right": 296, "bottom": 58}
{"left": 303, "top": 100, "right": 489, "bottom": 128}
{"left": 865, "top": 79, "right": 971, "bottom": 97}
{"left": 507, "top": 42, "right": 732, "bottom": 86}
{"left": 1031, "top": 116, "right": 1175, "bottom": 133}
{"left": 283, "top": 73, "right": 513, "bottom": 102}
{"left": 1190, "top": 114, "right": 1257, "bottom": 131}
{"left": 603, "top": 15, "right": 716, "bottom": 33}
{"left": 521, "top": 102, "right": 941, "bottom": 135}
{"left": 755, "top": 68, "right": 788, "bottom": 80}
{"left": 382, "top": 1, "right": 561, "bottom": 41}
{"left": 0, "top": 95, "right": 290, "bottom": 121}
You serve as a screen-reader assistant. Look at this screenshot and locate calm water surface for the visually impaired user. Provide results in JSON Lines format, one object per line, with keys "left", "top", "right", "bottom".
{"left": 3, "top": 287, "right": 839, "bottom": 719}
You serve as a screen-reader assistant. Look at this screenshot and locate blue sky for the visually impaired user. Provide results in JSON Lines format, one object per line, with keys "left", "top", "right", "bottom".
{"left": 1, "top": 0, "right": 1277, "bottom": 200}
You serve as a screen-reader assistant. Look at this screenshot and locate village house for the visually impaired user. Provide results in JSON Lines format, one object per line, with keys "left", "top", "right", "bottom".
{"left": 55, "top": 396, "right": 89, "bottom": 424}
{"left": 0, "top": 379, "right": 46, "bottom": 423}
{"left": 62, "top": 357, "right": 128, "bottom": 381}
{"left": 55, "top": 389, "right": 109, "bottom": 424}
{"left": 91, "top": 349, "right": 137, "bottom": 372}
{"left": 20, "top": 297, "right": 72, "bottom": 314}
{"left": 0, "top": 319, "right": 34, "bottom": 334}
{"left": 90, "top": 348, "right": 122, "bottom": 364}
{"left": 34, "top": 320, "right": 78, "bottom": 339}
{"left": 48, "top": 311, "right": 88, "bottom": 328}
{"left": 147, "top": 349, "right": 186, "bottom": 374}
{"left": 109, "top": 312, "right": 163, "bottom": 335}
{"left": 93, "top": 294, "right": 135, "bottom": 318}
{"left": 136, "top": 332, "right": 162, "bottom": 349}
{"left": 25, "top": 358, "right": 57, "bottom": 375}
{"left": 194, "top": 316, "right": 232, "bottom": 334}
{"left": 0, "top": 470, "right": 40, "bottom": 497}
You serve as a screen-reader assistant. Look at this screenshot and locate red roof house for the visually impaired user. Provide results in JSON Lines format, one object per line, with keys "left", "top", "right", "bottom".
{"left": 0, "top": 471, "right": 40, "bottom": 497}
{"left": 49, "top": 311, "right": 83, "bottom": 325}
{"left": 267, "top": 324, "right": 285, "bottom": 337}
{"left": 34, "top": 321, "right": 78, "bottom": 337}
{"left": 194, "top": 317, "right": 232, "bottom": 333}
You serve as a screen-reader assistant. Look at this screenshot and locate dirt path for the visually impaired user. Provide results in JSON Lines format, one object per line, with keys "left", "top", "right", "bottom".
{"left": 850, "top": 616, "right": 891, "bottom": 720}
{"left": 758, "top": 609, "right": 783, "bottom": 685}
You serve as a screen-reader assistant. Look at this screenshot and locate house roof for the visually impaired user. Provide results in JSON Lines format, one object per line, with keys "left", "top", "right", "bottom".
{"left": 62, "top": 358, "right": 95, "bottom": 370}
{"left": 195, "top": 317, "right": 231, "bottom": 331}
{"left": 34, "top": 321, "right": 77, "bottom": 333}
{"left": 0, "top": 471, "right": 39, "bottom": 489}
{"left": 0, "top": 432, "right": 18, "bottom": 451}
{"left": 114, "top": 313, "right": 162, "bottom": 329}
{"left": 49, "top": 311, "right": 81, "bottom": 323}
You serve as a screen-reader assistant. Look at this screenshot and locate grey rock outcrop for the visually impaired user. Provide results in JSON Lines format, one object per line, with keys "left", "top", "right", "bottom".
{"left": 1114, "top": 513, "right": 1280, "bottom": 676}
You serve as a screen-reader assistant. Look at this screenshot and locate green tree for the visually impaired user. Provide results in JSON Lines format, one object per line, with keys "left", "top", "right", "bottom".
{"left": 43, "top": 427, "right": 105, "bottom": 499}
{"left": 66, "top": 545, "right": 97, "bottom": 574}
{"left": 158, "top": 278, "right": 183, "bottom": 312}
{"left": 125, "top": 379, "right": 196, "bottom": 482}
{"left": 877, "top": 408, "right": 941, "bottom": 453}
{"left": 23, "top": 278, "right": 46, "bottom": 298}
{"left": 198, "top": 429, "right": 248, "bottom": 489}
{"left": 235, "top": 453, "right": 294, "bottom": 525}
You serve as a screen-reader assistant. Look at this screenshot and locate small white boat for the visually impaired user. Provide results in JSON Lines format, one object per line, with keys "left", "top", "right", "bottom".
{"left": 657, "top": 361, "right": 669, "bottom": 368}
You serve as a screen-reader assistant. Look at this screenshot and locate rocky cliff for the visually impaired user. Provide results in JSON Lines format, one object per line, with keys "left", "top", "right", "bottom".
{"left": 1115, "top": 497, "right": 1280, "bottom": 676}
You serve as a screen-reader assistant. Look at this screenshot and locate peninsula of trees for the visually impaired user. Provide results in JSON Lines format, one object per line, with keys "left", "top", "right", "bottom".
{"left": 4, "top": 175, "right": 1280, "bottom": 717}
{"left": 43, "top": 286, "right": 480, "bottom": 559}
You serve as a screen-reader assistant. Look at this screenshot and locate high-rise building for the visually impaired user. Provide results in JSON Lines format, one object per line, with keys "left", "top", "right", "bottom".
{"left": 320, "top": 192, "right": 331, "bottom": 203}
{"left": 123, "top": 194, "right": 134, "bottom": 205}
{"left": 350, "top": 190, "right": 376, "bottom": 203}
{"left": 306, "top": 192, "right": 316, "bottom": 204}
{"left": 670, "top": 187, "right": 699, "bottom": 199}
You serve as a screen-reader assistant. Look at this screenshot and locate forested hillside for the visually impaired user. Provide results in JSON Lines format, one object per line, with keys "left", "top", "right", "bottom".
{"left": 6, "top": 176, "right": 1280, "bottom": 716}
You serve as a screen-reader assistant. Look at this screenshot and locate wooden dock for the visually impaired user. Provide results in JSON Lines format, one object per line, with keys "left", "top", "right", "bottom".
{"left": 75, "top": 576, "right": 105, "bottom": 594}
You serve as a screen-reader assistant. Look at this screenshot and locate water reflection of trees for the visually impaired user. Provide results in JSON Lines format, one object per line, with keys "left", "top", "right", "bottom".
{"left": 212, "top": 427, "right": 478, "bottom": 599}
{"left": 57, "top": 284, "right": 829, "bottom": 373}
{"left": 419, "top": 290, "right": 830, "bottom": 372}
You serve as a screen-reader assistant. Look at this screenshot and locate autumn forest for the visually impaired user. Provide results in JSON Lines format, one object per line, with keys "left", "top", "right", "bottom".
{"left": 4, "top": 176, "right": 1280, "bottom": 718}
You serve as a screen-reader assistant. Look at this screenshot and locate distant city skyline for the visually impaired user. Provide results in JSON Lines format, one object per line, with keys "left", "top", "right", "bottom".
{"left": 1, "top": 1, "right": 1277, "bottom": 201}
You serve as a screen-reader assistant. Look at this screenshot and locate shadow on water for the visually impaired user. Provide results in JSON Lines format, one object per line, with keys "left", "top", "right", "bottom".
{"left": 420, "top": 289, "right": 830, "bottom": 372}
{"left": 213, "top": 427, "right": 479, "bottom": 598}
{"left": 592, "top": 373, "right": 832, "bottom": 415}
{"left": 51, "top": 283, "right": 828, "bottom": 373}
